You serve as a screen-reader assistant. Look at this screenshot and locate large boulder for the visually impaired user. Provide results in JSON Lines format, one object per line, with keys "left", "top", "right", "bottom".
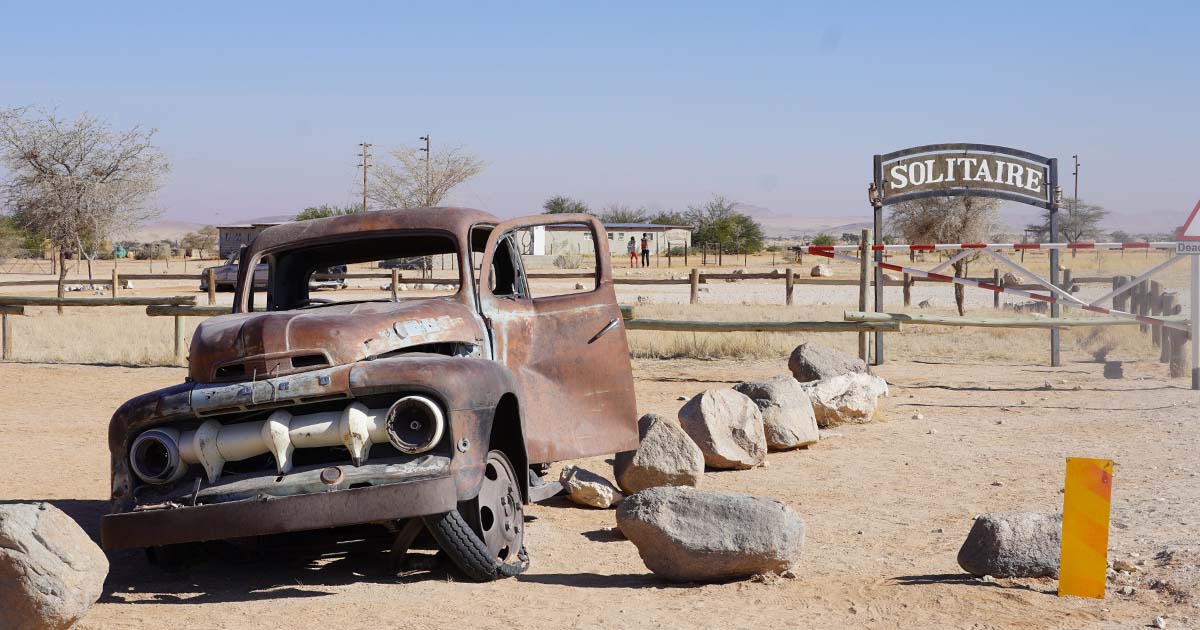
{"left": 678, "top": 389, "right": 767, "bottom": 470}
{"left": 616, "top": 486, "right": 805, "bottom": 582}
{"left": 733, "top": 376, "right": 819, "bottom": 450}
{"left": 614, "top": 414, "right": 705, "bottom": 494}
{"left": 957, "top": 512, "right": 1061, "bottom": 578}
{"left": 0, "top": 503, "right": 108, "bottom": 630}
{"left": 560, "top": 465, "right": 624, "bottom": 508}
{"left": 799, "top": 373, "right": 888, "bottom": 427}
{"left": 788, "top": 343, "right": 867, "bottom": 383}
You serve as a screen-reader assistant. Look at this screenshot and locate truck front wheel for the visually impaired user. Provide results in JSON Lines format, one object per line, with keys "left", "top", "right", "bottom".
{"left": 422, "top": 450, "right": 527, "bottom": 581}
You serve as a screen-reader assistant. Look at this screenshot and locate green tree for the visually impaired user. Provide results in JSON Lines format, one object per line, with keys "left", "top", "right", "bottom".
{"left": 598, "top": 204, "right": 648, "bottom": 223}
{"left": 295, "top": 204, "right": 362, "bottom": 221}
{"left": 1108, "top": 229, "right": 1131, "bottom": 243}
{"left": 1026, "top": 198, "right": 1109, "bottom": 242}
{"left": 810, "top": 233, "right": 836, "bottom": 246}
{"left": 649, "top": 210, "right": 688, "bottom": 225}
{"left": 0, "top": 215, "right": 27, "bottom": 259}
{"left": 542, "top": 195, "right": 590, "bottom": 215}
{"left": 180, "top": 225, "right": 218, "bottom": 257}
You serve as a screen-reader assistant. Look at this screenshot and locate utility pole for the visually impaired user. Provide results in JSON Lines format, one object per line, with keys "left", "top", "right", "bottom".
{"left": 419, "top": 135, "right": 430, "bottom": 205}
{"left": 358, "top": 142, "right": 372, "bottom": 212}
{"left": 1072, "top": 154, "right": 1080, "bottom": 210}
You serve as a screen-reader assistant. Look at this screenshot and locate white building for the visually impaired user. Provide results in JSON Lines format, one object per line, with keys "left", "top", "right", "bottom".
{"left": 535, "top": 223, "right": 692, "bottom": 257}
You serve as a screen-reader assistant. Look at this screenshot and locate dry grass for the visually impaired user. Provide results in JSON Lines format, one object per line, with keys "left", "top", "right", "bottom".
{"left": 4, "top": 306, "right": 199, "bottom": 366}
{"left": 626, "top": 302, "right": 1166, "bottom": 363}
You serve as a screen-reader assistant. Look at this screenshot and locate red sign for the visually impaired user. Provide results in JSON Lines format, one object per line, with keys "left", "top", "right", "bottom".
{"left": 1179, "top": 199, "right": 1200, "bottom": 241}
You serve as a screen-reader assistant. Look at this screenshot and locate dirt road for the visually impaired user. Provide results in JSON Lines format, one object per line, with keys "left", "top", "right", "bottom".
{"left": 1, "top": 357, "right": 1196, "bottom": 629}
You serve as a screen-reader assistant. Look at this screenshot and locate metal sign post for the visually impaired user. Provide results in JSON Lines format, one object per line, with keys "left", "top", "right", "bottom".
{"left": 872, "top": 143, "right": 1060, "bottom": 366}
{"left": 1177, "top": 200, "right": 1200, "bottom": 390}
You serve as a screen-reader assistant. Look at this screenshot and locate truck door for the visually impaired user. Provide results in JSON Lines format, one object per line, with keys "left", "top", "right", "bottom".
{"left": 477, "top": 214, "right": 638, "bottom": 464}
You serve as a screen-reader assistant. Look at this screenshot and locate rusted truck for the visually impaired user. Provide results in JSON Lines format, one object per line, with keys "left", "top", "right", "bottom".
{"left": 101, "top": 208, "right": 639, "bottom": 581}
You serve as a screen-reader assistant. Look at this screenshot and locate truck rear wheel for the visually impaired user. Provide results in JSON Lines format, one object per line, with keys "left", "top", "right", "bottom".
{"left": 422, "top": 450, "right": 527, "bottom": 581}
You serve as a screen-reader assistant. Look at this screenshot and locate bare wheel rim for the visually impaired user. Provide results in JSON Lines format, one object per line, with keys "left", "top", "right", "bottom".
{"left": 472, "top": 450, "right": 524, "bottom": 562}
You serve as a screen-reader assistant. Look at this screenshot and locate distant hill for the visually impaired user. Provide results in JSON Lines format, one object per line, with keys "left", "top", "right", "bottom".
{"left": 124, "top": 219, "right": 206, "bottom": 243}
{"left": 733, "top": 203, "right": 871, "bottom": 238}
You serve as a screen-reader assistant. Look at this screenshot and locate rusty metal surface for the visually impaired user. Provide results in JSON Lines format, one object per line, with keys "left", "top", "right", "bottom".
{"left": 102, "top": 474, "right": 456, "bottom": 550}
{"left": 478, "top": 214, "right": 640, "bottom": 464}
{"left": 189, "top": 299, "right": 486, "bottom": 383}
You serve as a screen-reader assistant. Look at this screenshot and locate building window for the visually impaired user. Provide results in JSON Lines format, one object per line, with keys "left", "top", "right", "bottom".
{"left": 607, "top": 233, "right": 613, "bottom": 240}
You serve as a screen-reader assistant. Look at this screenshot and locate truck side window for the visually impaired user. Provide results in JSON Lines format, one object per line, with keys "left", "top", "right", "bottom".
{"left": 490, "top": 236, "right": 528, "bottom": 298}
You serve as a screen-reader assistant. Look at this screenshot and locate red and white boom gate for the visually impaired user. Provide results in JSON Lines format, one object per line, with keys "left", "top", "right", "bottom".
{"left": 806, "top": 240, "right": 1198, "bottom": 389}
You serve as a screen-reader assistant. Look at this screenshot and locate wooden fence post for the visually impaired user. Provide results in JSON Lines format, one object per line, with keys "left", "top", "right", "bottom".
{"left": 112, "top": 268, "right": 119, "bottom": 301}
{"left": 391, "top": 269, "right": 400, "bottom": 301}
{"left": 903, "top": 273, "right": 912, "bottom": 307}
{"left": 1150, "top": 281, "right": 1163, "bottom": 347}
{"left": 1, "top": 314, "right": 10, "bottom": 360}
{"left": 858, "top": 230, "right": 870, "bottom": 363}
{"left": 1112, "top": 275, "right": 1128, "bottom": 311}
{"left": 993, "top": 268, "right": 1001, "bottom": 308}
{"left": 785, "top": 268, "right": 794, "bottom": 306}
{"left": 174, "top": 315, "right": 185, "bottom": 364}
{"left": 689, "top": 268, "right": 699, "bottom": 305}
{"left": 1137, "top": 281, "right": 1150, "bottom": 334}
{"left": 1160, "top": 294, "right": 1178, "bottom": 363}
{"left": 207, "top": 268, "right": 216, "bottom": 306}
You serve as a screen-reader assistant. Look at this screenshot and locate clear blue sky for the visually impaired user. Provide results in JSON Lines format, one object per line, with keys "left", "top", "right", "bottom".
{"left": 2, "top": 0, "right": 1197, "bottom": 232}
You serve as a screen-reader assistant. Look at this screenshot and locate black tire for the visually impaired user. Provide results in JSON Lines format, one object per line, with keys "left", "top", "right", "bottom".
{"left": 421, "top": 509, "right": 501, "bottom": 582}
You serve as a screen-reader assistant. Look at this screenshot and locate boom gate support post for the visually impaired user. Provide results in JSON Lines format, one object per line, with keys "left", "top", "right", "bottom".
{"left": 1048, "top": 158, "right": 1061, "bottom": 367}
{"left": 871, "top": 158, "right": 885, "bottom": 366}
{"left": 1193, "top": 255, "right": 1199, "bottom": 390}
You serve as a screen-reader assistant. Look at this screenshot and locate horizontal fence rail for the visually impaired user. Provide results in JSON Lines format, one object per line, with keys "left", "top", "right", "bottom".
{"left": 844, "top": 311, "right": 1191, "bottom": 329}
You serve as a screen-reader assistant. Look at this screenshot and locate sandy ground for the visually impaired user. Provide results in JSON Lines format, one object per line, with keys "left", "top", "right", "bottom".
{"left": 1, "top": 353, "right": 1198, "bottom": 629}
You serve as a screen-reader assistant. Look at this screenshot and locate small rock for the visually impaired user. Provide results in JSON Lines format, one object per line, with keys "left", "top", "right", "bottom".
{"left": 1113, "top": 559, "right": 1139, "bottom": 573}
{"left": 917, "top": 299, "right": 935, "bottom": 309}
{"left": 927, "top": 428, "right": 937, "bottom": 435}
{"left": 991, "top": 481, "right": 1004, "bottom": 487}
{"left": 1119, "top": 585, "right": 1137, "bottom": 595}
{"left": 0, "top": 503, "right": 109, "bottom": 630}
{"left": 560, "top": 465, "right": 623, "bottom": 508}
{"left": 957, "top": 512, "right": 1061, "bottom": 578}
{"left": 616, "top": 487, "right": 805, "bottom": 582}
{"left": 678, "top": 389, "right": 767, "bottom": 470}
{"left": 912, "top": 413, "right": 924, "bottom": 420}
{"left": 574, "top": 283, "right": 585, "bottom": 290}
{"left": 676, "top": 396, "right": 687, "bottom": 401}
{"left": 613, "top": 413, "right": 705, "bottom": 494}
{"left": 980, "top": 574, "right": 996, "bottom": 583}
{"left": 798, "top": 373, "right": 889, "bottom": 427}
{"left": 995, "top": 419, "right": 1004, "bottom": 425}
{"left": 1154, "top": 616, "right": 1167, "bottom": 629}
{"left": 1002, "top": 272, "right": 1024, "bottom": 285}
{"left": 810, "top": 264, "right": 833, "bottom": 277}
{"left": 1103, "top": 362, "right": 1123, "bottom": 379}
{"left": 733, "top": 375, "right": 820, "bottom": 450}
{"left": 787, "top": 343, "right": 867, "bottom": 383}
{"left": 933, "top": 527, "right": 945, "bottom": 533}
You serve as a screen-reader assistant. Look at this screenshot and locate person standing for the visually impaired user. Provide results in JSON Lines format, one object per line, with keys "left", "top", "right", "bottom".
{"left": 640, "top": 234, "right": 650, "bottom": 267}
{"left": 627, "top": 237, "right": 637, "bottom": 268}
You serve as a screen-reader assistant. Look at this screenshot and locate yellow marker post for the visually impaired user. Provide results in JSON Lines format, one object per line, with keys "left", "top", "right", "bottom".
{"left": 1058, "top": 457, "right": 1114, "bottom": 599}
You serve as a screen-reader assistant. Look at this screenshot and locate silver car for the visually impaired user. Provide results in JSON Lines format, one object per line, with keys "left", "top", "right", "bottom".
{"left": 200, "top": 253, "right": 346, "bottom": 292}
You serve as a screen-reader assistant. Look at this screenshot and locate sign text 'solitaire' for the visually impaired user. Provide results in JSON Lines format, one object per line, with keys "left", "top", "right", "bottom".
{"left": 883, "top": 153, "right": 1048, "bottom": 202}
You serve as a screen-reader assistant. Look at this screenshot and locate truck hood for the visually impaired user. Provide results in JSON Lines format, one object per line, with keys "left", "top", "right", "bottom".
{"left": 188, "top": 298, "right": 486, "bottom": 383}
